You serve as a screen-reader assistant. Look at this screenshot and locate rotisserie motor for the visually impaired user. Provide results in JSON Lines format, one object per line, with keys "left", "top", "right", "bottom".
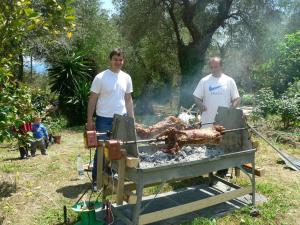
{"left": 156, "top": 125, "right": 226, "bottom": 154}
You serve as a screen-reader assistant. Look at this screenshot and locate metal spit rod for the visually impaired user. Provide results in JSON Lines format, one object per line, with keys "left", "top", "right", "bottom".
{"left": 95, "top": 127, "right": 249, "bottom": 145}
{"left": 223, "top": 127, "right": 249, "bottom": 133}
{"left": 247, "top": 123, "right": 300, "bottom": 171}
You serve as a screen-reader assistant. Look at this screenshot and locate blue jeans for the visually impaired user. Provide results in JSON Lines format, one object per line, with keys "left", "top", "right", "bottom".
{"left": 92, "top": 116, "right": 113, "bottom": 182}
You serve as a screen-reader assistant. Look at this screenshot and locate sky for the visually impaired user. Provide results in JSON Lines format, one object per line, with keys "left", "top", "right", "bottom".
{"left": 102, "top": 0, "right": 115, "bottom": 12}
{"left": 24, "top": 57, "right": 48, "bottom": 74}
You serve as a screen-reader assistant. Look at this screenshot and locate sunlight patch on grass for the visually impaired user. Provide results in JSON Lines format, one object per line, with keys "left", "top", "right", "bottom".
{"left": 0, "top": 162, "right": 22, "bottom": 173}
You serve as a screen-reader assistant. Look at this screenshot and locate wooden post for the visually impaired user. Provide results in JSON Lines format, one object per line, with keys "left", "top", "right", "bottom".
{"left": 126, "top": 156, "right": 139, "bottom": 168}
{"left": 235, "top": 167, "right": 240, "bottom": 177}
{"left": 96, "top": 142, "right": 104, "bottom": 189}
{"left": 116, "top": 149, "right": 126, "bottom": 205}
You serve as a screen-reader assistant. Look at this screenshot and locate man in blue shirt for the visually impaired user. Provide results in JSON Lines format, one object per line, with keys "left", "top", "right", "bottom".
{"left": 31, "top": 116, "right": 49, "bottom": 156}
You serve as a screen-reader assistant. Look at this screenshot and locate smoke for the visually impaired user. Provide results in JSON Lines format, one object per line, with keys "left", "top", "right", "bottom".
{"left": 209, "top": 2, "right": 293, "bottom": 93}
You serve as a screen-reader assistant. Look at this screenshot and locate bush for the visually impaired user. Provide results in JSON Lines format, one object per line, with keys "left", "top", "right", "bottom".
{"left": 277, "top": 96, "right": 299, "bottom": 128}
{"left": 254, "top": 88, "right": 278, "bottom": 117}
{"left": 251, "top": 31, "right": 300, "bottom": 96}
{"left": 277, "top": 81, "right": 300, "bottom": 128}
{"left": 31, "top": 88, "right": 58, "bottom": 116}
{"left": 241, "top": 94, "right": 255, "bottom": 106}
{"left": 43, "top": 116, "right": 67, "bottom": 135}
{"left": 0, "top": 81, "right": 36, "bottom": 142}
{"left": 48, "top": 51, "right": 95, "bottom": 125}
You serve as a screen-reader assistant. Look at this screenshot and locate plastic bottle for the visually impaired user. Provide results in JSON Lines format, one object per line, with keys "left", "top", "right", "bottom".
{"left": 77, "top": 154, "right": 84, "bottom": 179}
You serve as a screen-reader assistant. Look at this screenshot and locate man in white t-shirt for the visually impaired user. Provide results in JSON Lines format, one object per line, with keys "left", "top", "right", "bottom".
{"left": 193, "top": 57, "right": 240, "bottom": 177}
{"left": 86, "top": 48, "right": 134, "bottom": 187}
{"left": 193, "top": 57, "right": 240, "bottom": 127}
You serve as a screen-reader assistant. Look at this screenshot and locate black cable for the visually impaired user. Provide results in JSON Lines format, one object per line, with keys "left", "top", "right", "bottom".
{"left": 86, "top": 170, "right": 93, "bottom": 185}
{"left": 89, "top": 148, "right": 92, "bottom": 164}
{"left": 75, "top": 188, "right": 88, "bottom": 205}
{"left": 95, "top": 187, "right": 103, "bottom": 202}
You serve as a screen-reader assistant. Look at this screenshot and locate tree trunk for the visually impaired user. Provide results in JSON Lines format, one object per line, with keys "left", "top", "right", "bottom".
{"left": 178, "top": 36, "right": 213, "bottom": 107}
{"left": 169, "top": 0, "right": 233, "bottom": 108}
{"left": 18, "top": 53, "right": 24, "bottom": 81}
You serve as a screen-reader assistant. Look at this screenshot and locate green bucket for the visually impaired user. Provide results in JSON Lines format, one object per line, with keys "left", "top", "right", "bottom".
{"left": 72, "top": 201, "right": 104, "bottom": 225}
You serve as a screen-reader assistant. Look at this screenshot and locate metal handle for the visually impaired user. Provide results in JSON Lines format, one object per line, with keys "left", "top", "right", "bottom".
{"left": 247, "top": 123, "right": 299, "bottom": 171}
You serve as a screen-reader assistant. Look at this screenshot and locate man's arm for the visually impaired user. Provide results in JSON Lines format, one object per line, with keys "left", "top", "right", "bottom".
{"left": 87, "top": 92, "right": 98, "bottom": 130}
{"left": 125, "top": 93, "right": 134, "bottom": 118}
{"left": 231, "top": 97, "right": 241, "bottom": 108}
{"left": 194, "top": 96, "right": 207, "bottom": 112}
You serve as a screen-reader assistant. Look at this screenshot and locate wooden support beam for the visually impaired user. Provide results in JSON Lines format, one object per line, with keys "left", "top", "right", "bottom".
{"left": 96, "top": 143, "right": 104, "bottom": 189}
{"left": 126, "top": 156, "right": 139, "bottom": 168}
{"left": 242, "top": 163, "right": 264, "bottom": 176}
{"left": 124, "top": 190, "right": 137, "bottom": 204}
{"left": 116, "top": 150, "right": 126, "bottom": 205}
{"left": 235, "top": 167, "right": 240, "bottom": 177}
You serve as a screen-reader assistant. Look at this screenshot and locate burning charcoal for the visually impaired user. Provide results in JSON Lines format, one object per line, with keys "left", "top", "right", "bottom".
{"left": 183, "top": 146, "right": 193, "bottom": 154}
{"left": 174, "top": 157, "right": 180, "bottom": 161}
{"left": 179, "top": 151, "right": 187, "bottom": 158}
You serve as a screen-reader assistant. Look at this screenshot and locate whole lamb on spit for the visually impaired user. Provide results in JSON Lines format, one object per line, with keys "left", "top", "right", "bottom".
{"left": 135, "top": 116, "right": 188, "bottom": 139}
{"left": 135, "top": 116, "right": 225, "bottom": 154}
{"left": 155, "top": 125, "right": 226, "bottom": 154}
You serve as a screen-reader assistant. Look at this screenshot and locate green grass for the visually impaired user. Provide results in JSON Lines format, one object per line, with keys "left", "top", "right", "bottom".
{"left": 1, "top": 126, "right": 300, "bottom": 225}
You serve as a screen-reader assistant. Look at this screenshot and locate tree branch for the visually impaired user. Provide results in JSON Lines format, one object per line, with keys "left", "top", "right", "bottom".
{"left": 206, "top": 0, "right": 234, "bottom": 35}
{"left": 165, "top": 0, "right": 182, "bottom": 45}
{"left": 181, "top": 0, "right": 201, "bottom": 42}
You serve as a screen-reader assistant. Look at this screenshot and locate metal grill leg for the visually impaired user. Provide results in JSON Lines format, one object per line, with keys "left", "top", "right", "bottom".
{"left": 132, "top": 182, "right": 144, "bottom": 225}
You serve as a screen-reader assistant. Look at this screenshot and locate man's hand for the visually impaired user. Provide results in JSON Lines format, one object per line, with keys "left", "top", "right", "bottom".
{"left": 87, "top": 120, "right": 95, "bottom": 131}
{"left": 231, "top": 97, "right": 241, "bottom": 108}
{"left": 199, "top": 104, "right": 207, "bottom": 112}
{"left": 194, "top": 96, "right": 207, "bottom": 112}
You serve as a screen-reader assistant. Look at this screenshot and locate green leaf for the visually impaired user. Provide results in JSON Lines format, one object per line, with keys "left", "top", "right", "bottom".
{"left": 65, "top": 16, "right": 75, "bottom": 21}
{"left": 24, "top": 8, "right": 34, "bottom": 16}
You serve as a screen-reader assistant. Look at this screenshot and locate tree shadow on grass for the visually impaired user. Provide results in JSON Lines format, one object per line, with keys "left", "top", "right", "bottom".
{"left": 56, "top": 182, "right": 92, "bottom": 199}
{"left": 169, "top": 176, "right": 209, "bottom": 190}
{"left": 0, "top": 181, "right": 17, "bottom": 198}
{"left": 276, "top": 159, "right": 299, "bottom": 171}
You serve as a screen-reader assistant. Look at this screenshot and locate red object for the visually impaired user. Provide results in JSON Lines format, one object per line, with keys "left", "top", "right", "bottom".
{"left": 13, "top": 122, "right": 32, "bottom": 134}
{"left": 54, "top": 135, "right": 61, "bottom": 144}
{"left": 20, "top": 122, "right": 32, "bottom": 132}
{"left": 105, "top": 200, "right": 113, "bottom": 224}
{"left": 84, "top": 131, "right": 98, "bottom": 148}
{"left": 105, "top": 140, "right": 122, "bottom": 160}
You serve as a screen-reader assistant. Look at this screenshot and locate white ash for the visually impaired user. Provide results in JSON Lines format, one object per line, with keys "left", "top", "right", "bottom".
{"left": 139, "top": 145, "right": 224, "bottom": 168}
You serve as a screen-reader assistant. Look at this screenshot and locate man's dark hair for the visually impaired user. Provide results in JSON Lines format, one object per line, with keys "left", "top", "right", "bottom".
{"left": 109, "top": 48, "right": 124, "bottom": 59}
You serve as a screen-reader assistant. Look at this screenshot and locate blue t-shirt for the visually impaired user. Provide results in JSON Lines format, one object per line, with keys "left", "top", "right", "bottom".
{"left": 32, "top": 123, "right": 48, "bottom": 139}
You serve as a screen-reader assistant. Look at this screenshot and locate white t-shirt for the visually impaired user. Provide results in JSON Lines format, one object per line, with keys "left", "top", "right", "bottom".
{"left": 91, "top": 69, "right": 133, "bottom": 117}
{"left": 193, "top": 73, "right": 239, "bottom": 126}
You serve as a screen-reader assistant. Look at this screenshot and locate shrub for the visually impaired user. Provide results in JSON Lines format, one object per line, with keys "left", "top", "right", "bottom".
{"left": 48, "top": 51, "right": 95, "bottom": 126}
{"left": 241, "top": 94, "right": 255, "bottom": 106}
{"left": 31, "top": 88, "right": 58, "bottom": 116}
{"left": 44, "top": 116, "right": 67, "bottom": 135}
{"left": 254, "top": 88, "right": 278, "bottom": 117}
{"left": 277, "top": 81, "right": 300, "bottom": 128}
